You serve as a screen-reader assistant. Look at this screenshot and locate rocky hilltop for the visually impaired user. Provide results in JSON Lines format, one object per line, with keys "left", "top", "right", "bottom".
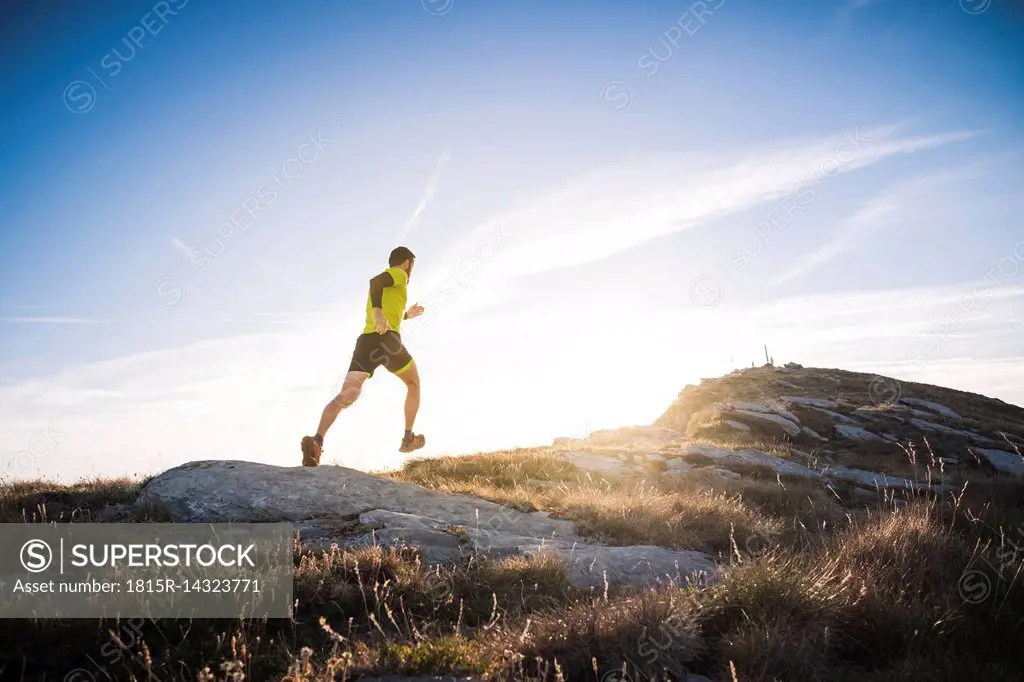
{"left": 555, "top": 364, "right": 1024, "bottom": 499}
{"left": 657, "top": 364, "right": 1024, "bottom": 464}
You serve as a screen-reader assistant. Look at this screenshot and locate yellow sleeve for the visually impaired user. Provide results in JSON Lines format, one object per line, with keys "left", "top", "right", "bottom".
{"left": 387, "top": 266, "right": 408, "bottom": 286}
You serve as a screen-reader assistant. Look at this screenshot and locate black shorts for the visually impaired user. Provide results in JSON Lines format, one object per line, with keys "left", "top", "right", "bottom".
{"left": 347, "top": 331, "right": 414, "bottom": 377}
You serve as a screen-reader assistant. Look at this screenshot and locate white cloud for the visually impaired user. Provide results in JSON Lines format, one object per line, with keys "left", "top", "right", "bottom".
{"left": 769, "top": 163, "right": 987, "bottom": 287}
{"left": 428, "top": 125, "right": 978, "bottom": 292}
{"left": 395, "top": 150, "right": 452, "bottom": 243}
{"left": 0, "top": 317, "right": 117, "bottom": 324}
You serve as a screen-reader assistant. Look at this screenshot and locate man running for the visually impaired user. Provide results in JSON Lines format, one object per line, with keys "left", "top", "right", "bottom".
{"left": 300, "top": 246, "right": 426, "bottom": 466}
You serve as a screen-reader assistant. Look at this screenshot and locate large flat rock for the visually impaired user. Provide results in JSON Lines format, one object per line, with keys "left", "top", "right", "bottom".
{"left": 329, "top": 508, "right": 718, "bottom": 589}
{"left": 823, "top": 465, "right": 946, "bottom": 492}
{"left": 899, "top": 398, "right": 962, "bottom": 420}
{"left": 138, "top": 461, "right": 720, "bottom": 590}
{"left": 520, "top": 543, "right": 717, "bottom": 590}
{"left": 723, "top": 419, "right": 752, "bottom": 433}
{"left": 835, "top": 424, "right": 882, "bottom": 441}
{"left": 780, "top": 396, "right": 838, "bottom": 409}
{"left": 969, "top": 447, "right": 1024, "bottom": 475}
{"left": 138, "top": 460, "right": 576, "bottom": 540}
{"left": 681, "top": 444, "right": 823, "bottom": 481}
{"left": 727, "top": 401, "right": 801, "bottom": 424}
{"left": 804, "top": 406, "right": 858, "bottom": 424}
{"left": 909, "top": 419, "right": 995, "bottom": 445}
{"left": 727, "top": 401, "right": 775, "bottom": 414}
{"left": 731, "top": 409, "right": 802, "bottom": 436}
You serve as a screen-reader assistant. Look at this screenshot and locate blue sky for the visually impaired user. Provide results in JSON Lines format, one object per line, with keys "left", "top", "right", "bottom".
{"left": 1, "top": 0, "right": 1023, "bottom": 480}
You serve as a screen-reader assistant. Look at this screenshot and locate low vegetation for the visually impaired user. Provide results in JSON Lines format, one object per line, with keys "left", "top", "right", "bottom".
{"left": 4, "top": 365, "right": 1023, "bottom": 680}
{"left": 3, "top": 452, "right": 1023, "bottom": 681}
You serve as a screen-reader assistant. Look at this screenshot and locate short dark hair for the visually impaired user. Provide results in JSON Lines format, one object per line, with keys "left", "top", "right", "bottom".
{"left": 389, "top": 246, "right": 416, "bottom": 267}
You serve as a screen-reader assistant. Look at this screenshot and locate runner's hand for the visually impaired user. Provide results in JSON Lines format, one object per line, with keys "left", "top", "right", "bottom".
{"left": 373, "top": 308, "right": 388, "bottom": 334}
{"left": 405, "top": 303, "right": 425, "bottom": 320}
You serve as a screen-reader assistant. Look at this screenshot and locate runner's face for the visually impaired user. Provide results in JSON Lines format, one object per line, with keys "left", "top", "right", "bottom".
{"left": 405, "top": 258, "right": 414, "bottom": 279}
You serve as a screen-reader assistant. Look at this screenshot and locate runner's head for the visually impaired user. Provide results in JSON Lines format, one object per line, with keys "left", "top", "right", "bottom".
{"left": 389, "top": 246, "right": 416, "bottom": 277}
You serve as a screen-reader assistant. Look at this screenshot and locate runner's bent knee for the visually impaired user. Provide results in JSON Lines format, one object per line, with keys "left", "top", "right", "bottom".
{"left": 332, "top": 386, "right": 360, "bottom": 408}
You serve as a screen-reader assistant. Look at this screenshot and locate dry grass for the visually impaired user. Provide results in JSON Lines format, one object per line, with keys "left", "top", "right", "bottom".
{"left": 694, "top": 497, "right": 1024, "bottom": 681}
{"left": 4, "top": 444, "right": 1024, "bottom": 680}
{"left": 393, "top": 447, "right": 581, "bottom": 489}
{"left": 556, "top": 484, "right": 785, "bottom": 555}
{"left": 0, "top": 475, "right": 151, "bottom": 523}
{"left": 391, "top": 451, "right": 789, "bottom": 556}
{"left": 0, "top": 538, "right": 577, "bottom": 680}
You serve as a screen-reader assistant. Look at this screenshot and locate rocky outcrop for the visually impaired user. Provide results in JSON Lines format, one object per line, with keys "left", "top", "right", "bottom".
{"left": 561, "top": 451, "right": 642, "bottom": 477}
{"left": 520, "top": 543, "right": 717, "bottom": 590}
{"left": 822, "top": 465, "right": 946, "bottom": 493}
{"left": 138, "top": 460, "right": 717, "bottom": 590}
{"left": 727, "top": 401, "right": 775, "bottom": 414}
{"left": 969, "top": 447, "right": 1024, "bottom": 475}
{"left": 658, "top": 366, "right": 1024, "bottom": 453}
{"left": 693, "top": 399, "right": 819, "bottom": 440}
{"left": 325, "top": 508, "right": 719, "bottom": 590}
{"left": 909, "top": 419, "right": 995, "bottom": 445}
{"left": 664, "top": 459, "right": 696, "bottom": 476}
{"left": 554, "top": 439, "right": 827, "bottom": 484}
{"left": 701, "top": 467, "right": 741, "bottom": 482}
{"left": 723, "top": 419, "right": 751, "bottom": 433}
{"left": 801, "top": 426, "right": 828, "bottom": 441}
{"left": 899, "top": 398, "right": 962, "bottom": 420}
{"left": 731, "top": 409, "right": 802, "bottom": 436}
{"left": 728, "top": 401, "right": 800, "bottom": 424}
{"left": 646, "top": 366, "right": 1024, "bottom": 504}
{"left": 780, "top": 396, "right": 838, "bottom": 410}
{"left": 680, "top": 444, "right": 823, "bottom": 481}
{"left": 804, "top": 405, "right": 858, "bottom": 424}
{"left": 835, "top": 424, "right": 883, "bottom": 442}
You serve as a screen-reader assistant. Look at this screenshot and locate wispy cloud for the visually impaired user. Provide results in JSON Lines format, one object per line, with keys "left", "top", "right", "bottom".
{"left": 433, "top": 125, "right": 978, "bottom": 288}
{"left": 769, "top": 162, "right": 989, "bottom": 287}
{"left": 0, "top": 317, "right": 117, "bottom": 324}
{"left": 171, "top": 237, "right": 193, "bottom": 260}
{"left": 838, "top": 0, "right": 878, "bottom": 20}
{"left": 767, "top": 189, "right": 909, "bottom": 288}
{"left": 395, "top": 150, "right": 451, "bottom": 243}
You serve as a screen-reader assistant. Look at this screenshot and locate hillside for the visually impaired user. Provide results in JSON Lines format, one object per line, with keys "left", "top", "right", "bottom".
{"left": 2, "top": 366, "right": 1024, "bottom": 681}
{"left": 656, "top": 363, "right": 1024, "bottom": 478}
